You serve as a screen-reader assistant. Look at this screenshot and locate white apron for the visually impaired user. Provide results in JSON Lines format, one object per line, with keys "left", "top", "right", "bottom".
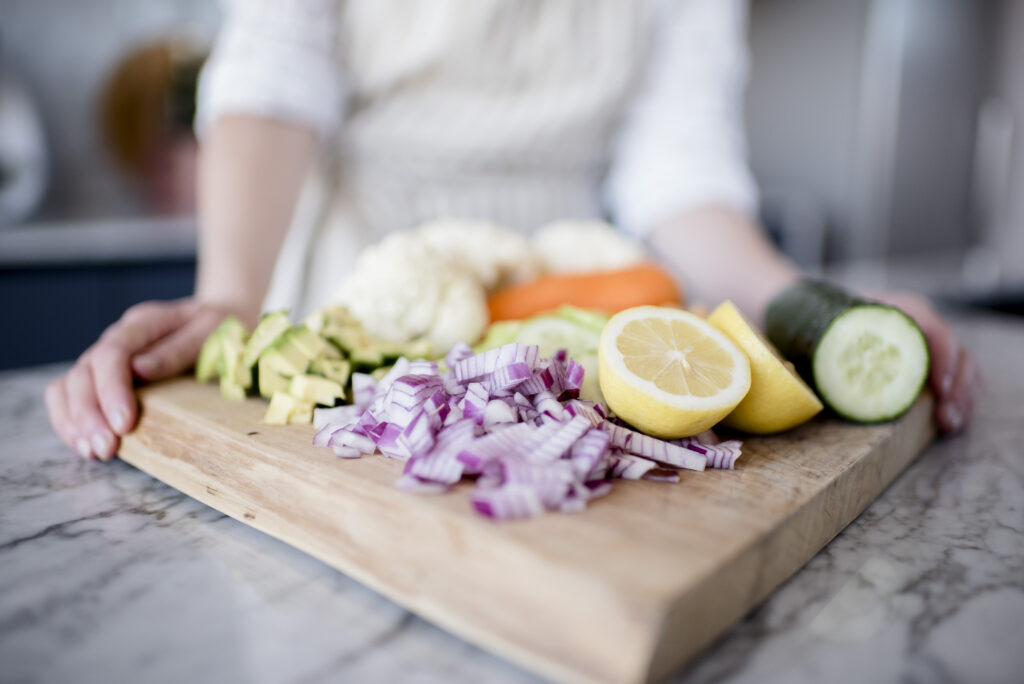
{"left": 263, "top": 1, "right": 653, "bottom": 317}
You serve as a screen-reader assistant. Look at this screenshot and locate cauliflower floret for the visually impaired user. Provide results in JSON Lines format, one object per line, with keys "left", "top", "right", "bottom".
{"left": 427, "top": 271, "right": 490, "bottom": 353}
{"left": 415, "top": 218, "right": 540, "bottom": 291}
{"left": 532, "top": 219, "right": 646, "bottom": 273}
{"left": 332, "top": 233, "right": 489, "bottom": 351}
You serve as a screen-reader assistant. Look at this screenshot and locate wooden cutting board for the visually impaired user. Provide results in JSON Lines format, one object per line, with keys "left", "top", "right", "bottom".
{"left": 119, "top": 378, "right": 934, "bottom": 684}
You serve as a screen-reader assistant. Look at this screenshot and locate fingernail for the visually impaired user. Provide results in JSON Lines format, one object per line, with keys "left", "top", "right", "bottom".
{"left": 76, "top": 437, "right": 92, "bottom": 460}
{"left": 112, "top": 407, "right": 130, "bottom": 434}
{"left": 91, "top": 432, "right": 112, "bottom": 459}
{"left": 945, "top": 404, "right": 963, "bottom": 432}
{"left": 941, "top": 372, "right": 953, "bottom": 395}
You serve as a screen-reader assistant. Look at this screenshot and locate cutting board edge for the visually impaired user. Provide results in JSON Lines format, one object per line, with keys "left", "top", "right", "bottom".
{"left": 117, "top": 392, "right": 663, "bottom": 684}
{"left": 117, "top": 380, "right": 937, "bottom": 684}
{"left": 641, "top": 394, "right": 936, "bottom": 682}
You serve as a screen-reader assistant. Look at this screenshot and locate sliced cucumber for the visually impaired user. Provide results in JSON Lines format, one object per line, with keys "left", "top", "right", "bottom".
{"left": 514, "top": 316, "right": 601, "bottom": 359}
{"left": 766, "top": 280, "right": 929, "bottom": 423}
{"left": 556, "top": 305, "right": 610, "bottom": 334}
{"left": 473, "top": 320, "right": 523, "bottom": 352}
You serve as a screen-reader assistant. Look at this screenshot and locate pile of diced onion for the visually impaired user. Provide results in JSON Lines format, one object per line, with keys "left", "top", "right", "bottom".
{"left": 313, "top": 342, "right": 742, "bottom": 520}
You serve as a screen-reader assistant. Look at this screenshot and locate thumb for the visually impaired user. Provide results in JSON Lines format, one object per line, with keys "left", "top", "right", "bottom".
{"left": 132, "top": 308, "right": 226, "bottom": 381}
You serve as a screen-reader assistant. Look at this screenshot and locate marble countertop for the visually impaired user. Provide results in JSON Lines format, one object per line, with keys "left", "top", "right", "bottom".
{"left": 1, "top": 310, "right": 1022, "bottom": 684}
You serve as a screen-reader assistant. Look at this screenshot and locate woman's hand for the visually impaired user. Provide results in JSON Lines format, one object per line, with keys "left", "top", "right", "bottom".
{"left": 650, "top": 207, "right": 980, "bottom": 434}
{"left": 44, "top": 298, "right": 244, "bottom": 461}
{"left": 874, "top": 291, "right": 980, "bottom": 435}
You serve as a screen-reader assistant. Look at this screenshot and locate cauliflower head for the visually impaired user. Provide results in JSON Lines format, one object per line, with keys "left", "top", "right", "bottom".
{"left": 332, "top": 232, "right": 489, "bottom": 353}
{"left": 532, "top": 219, "right": 646, "bottom": 273}
{"left": 414, "top": 218, "right": 540, "bottom": 291}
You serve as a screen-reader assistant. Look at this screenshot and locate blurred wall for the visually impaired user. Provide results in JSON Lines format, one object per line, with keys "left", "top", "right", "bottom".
{"left": 992, "top": 1, "right": 1024, "bottom": 280}
{"left": 746, "top": 0, "right": 998, "bottom": 263}
{"left": 0, "top": 0, "right": 218, "bottom": 221}
{"left": 746, "top": 0, "right": 869, "bottom": 263}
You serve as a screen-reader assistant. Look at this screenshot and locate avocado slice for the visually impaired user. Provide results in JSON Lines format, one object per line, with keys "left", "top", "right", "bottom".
{"left": 219, "top": 334, "right": 252, "bottom": 399}
{"left": 288, "top": 374, "right": 345, "bottom": 405}
{"left": 290, "top": 325, "right": 340, "bottom": 360}
{"left": 219, "top": 375, "right": 247, "bottom": 401}
{"left": 261, "top": 331, "right": 309, "bottom": 376}
{"left": 242, "top": 311, "right": 291, "bottom": 368}
{"left": 310, "top": 358, "right": 352, "bottom": 387}
{"left": 263, "top": 391, "right": 314, "bottom": 425}
{"left": 395, "top": 337, "right": 432, "bottom": 360}
{"left": 196, "top": 315, "right": 248, "bottom": 383}
{"left": 257, "top": 356, "right": 291, "bottom": 399}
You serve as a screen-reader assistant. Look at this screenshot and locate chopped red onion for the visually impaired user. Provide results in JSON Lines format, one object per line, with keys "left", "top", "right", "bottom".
{"left": 311, "top": 341, "right": 741, "bottom": 520}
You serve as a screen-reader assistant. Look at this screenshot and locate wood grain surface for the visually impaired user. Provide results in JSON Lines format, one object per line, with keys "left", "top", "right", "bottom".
{"left": 118, "top": 378, "right": 934, "bottom": 683}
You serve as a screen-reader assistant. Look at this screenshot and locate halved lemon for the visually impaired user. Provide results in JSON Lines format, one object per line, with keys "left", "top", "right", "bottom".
{"left": 707, "top": 301, "right": 823, "bottom": 434}
{"left": 597, "top": 306, "right": 751, "bottom": 438}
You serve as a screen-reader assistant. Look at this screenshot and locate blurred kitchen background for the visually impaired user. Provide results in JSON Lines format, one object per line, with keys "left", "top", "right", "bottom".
{"left": 1, "top": 0, "right": 1022, "bottom": 369}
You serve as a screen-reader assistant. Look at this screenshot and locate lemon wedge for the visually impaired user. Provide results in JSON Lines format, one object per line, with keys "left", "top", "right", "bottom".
{"left": 597, "top": 306, "right": 751, "bottom": 438}
{"left": 707, "top": 300, "right": 823, "bottom": 434}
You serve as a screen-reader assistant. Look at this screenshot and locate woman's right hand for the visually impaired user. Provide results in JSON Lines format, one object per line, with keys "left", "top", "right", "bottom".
{"left": 44, "top": 298, "right": 244, "bottom": 461}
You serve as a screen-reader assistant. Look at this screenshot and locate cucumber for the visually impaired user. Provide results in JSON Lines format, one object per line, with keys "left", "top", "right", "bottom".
{"left": 555, "top": 305, "right": 610, "bottom": 334}
{"left": 765, "top": 280, "right": 929, "bottom": 423}
{"left": 514, "top": 316, "right": 601, "bottom": 359}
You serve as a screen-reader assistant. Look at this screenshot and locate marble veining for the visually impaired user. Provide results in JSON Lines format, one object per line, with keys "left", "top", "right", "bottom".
{"left": 2, "top": 311, "right": 1022, "bottom": 684}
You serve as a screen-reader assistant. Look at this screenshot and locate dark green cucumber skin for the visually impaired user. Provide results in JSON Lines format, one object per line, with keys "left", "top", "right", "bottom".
{"left": 764, "top": 280, "right": 928, "bottom": 423}
{"left": 765, "top": 281, "right": 869, "bottom": 380}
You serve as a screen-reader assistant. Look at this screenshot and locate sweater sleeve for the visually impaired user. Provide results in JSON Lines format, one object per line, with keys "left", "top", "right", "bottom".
{"left": 604, "top": 0, "right": 758, "bottom": 236}
{"left": 195, "top": 0, "right": 345, "bottom": 138}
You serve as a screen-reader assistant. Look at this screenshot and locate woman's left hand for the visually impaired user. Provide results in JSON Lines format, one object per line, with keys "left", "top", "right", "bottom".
{"left": 874, "top": 291, "right": 980, "bottom": 434}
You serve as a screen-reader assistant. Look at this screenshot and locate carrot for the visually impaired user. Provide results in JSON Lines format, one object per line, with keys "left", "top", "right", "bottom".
{"left": 487, "top": 262, "right": 683, "bottom": 322}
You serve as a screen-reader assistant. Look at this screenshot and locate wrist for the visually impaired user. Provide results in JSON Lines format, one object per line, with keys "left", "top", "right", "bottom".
{"left": 193, "top": 292, "right": 262, "bottom": 327}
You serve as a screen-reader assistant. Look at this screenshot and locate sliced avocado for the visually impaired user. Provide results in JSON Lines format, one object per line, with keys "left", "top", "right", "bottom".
{"left": 322, "top": 305, "right": 357, "bottom": 328}
{"left": 196, "top": 332, "right": 223, "bottom": 383}
{"left": 220, "top": 335, "right": 252, "bottom": 390}
{"left": 290, "top": 325, "right": 340, "bottom": 360}
{"left": 324, "top": 324, "right": 385, "bottom": 368}
{"left": 261, "top": 332, "right": 309, "bottom": 376}
{"left": 370, "top": 365, "right": 392, "bottom": 381}
{"left": 288, "top": 374, "right": 345, "bottom": 405}
{"left": 257, "top": 355, "right": 291, "bottom": 399}
{"left": 219, "top": 375, "right": 247, "bottom": 401}
{"left": 196, "top": 315, "right": 248, "bottom": 383}
{"left": 242, "top": 311, "right": 291, "bottom": 368}
{"left": 263, "top": 391, "right": 313, "bottom": 425}
{"left": 322, "top": 323, "right": 369, "bottom": 353}
{"left": 311, "top": 358, "right": 352, "bottom": 387}
{"left": 289, "top": 400, "right": 314, "bottom": 424}
{"left": 303, "top": 310, "right": 327, "bottom": 335}
{"left": 396, "top": 337, "right": 432, "bottom": 360}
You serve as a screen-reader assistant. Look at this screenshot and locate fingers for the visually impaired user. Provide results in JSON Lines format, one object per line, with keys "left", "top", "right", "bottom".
{"left": 90, "top": 298, "right": 200, "bottom": 435}
{"left": 65, "top": 360, "right": 119, "bottom": 461}
{"left": 90, "top": 339, "right": 137, "bottom": 436}
{"left": 44, "top": 377, "right": 89, "bottom": 459}
{"left": 131, "top": 307, "right": 225, "bottom": 380}
{"left": 44, "top": 298, "right": 219, "bottom": 462}
{"left": 936, "top": 349, "right": 980, "bottom": 435}
{"left": 919, "top": 314, "right": 959, "bottom": 400}
{"left": 104, "top": 299, "right": 199, "bottom": 352}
